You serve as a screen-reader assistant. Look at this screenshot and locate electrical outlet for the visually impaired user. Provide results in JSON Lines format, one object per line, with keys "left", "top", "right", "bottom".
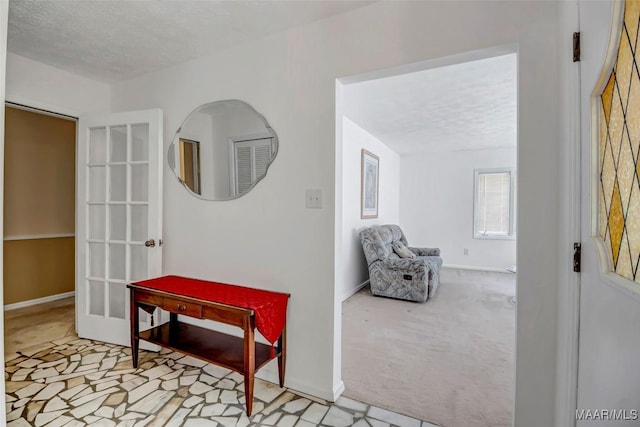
{"left": 306, "top": 189, "right": 322, "bottom": 208}
{"left": 464, "top": 248, "right": 469, "bottom": 255}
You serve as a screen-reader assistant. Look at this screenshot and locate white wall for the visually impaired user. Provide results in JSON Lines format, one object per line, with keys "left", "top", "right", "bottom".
{"left": 339, "top": 117, "right": 400, "bottom": 301}
{"left": 5, "top": 53, "right": 110, "bottom": 116}
{"left": 400, "top": 148, "right": 516, "bottom": 270}
{"left": 1, "top": 50, "right": 110, "bottom": 427}
{"left": 110, "top": 2, "right": 561, "bottom": 424}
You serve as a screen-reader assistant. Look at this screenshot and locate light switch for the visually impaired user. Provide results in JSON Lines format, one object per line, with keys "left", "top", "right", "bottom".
{"left": 306, "top": 189, "right": 322, "bottom": 209}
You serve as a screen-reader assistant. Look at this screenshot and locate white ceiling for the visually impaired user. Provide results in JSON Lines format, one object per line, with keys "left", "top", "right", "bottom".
{"left": 343, "top": 53, "right": 517, "bottom": 154}
{"left": 8, "top": 0, "right": 371, "bottom": 83}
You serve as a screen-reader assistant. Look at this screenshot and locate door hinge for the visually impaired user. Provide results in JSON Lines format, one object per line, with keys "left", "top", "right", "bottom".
{"left": 573, "top": 242, "right": 582, "bottom": 272}
{"left": 573, "top": 32, "right": 581, "bottom": 62}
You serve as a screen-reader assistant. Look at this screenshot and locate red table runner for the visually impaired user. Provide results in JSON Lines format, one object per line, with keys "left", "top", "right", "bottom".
{"left": 132, "top": 275, "right": 289, "bottom": 350}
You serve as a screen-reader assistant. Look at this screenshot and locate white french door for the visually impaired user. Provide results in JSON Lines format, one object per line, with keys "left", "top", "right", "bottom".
{"left": 76, "top": 109, "right": 163, "bottom": 346}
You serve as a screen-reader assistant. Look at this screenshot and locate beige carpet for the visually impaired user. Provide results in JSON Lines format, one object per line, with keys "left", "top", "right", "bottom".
{"left": 342, "top": 268, "right": 515, "bottom": 427}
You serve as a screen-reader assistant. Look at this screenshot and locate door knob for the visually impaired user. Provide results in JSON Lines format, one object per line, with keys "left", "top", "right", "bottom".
{"left": 145, "top": 239, "right": 156, "bottom": 248}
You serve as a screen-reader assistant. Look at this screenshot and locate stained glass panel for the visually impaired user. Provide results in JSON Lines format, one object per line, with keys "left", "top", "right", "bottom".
{"left": 627, "top": 68, "right": 640, "bottom": 157}
{"left": 599, "top": 0, "right": 640, "bottom": 282}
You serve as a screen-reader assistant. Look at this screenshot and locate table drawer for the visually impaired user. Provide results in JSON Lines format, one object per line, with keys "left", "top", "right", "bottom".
{"left": 136, "top": 291, "right": 163, "bottom": 306}
{"left": 202, "top": 305, "right": 249, "bottom": 328}
{"left": 162, "top": 297, "right": 202, "bottom": 318}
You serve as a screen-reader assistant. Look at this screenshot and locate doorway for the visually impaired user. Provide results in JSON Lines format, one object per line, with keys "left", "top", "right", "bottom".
{"left": 3, "top": 103, "right": 77, "bottom": 355}
{"left": 335, "top": 48, "right": 518, "bottom": 427}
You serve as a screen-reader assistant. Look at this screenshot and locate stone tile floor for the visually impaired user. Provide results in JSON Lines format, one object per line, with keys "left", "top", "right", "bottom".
{"left": 5, "top": 336, "right": 438, "bottom": 426}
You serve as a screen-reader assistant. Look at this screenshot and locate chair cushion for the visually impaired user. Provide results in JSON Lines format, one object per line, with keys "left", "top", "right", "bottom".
{"left": 392, "top": 242, "right": 416, "bottom": 259}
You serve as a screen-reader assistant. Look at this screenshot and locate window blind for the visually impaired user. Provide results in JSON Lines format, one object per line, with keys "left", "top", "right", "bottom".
{"left": 476, "top": 172, "right": 511, "bottom": 237}
{"left": 233, "top": 137, "right": 273, "bottom": 195}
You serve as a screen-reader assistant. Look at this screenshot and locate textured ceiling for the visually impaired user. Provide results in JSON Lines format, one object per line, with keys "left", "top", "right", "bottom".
{"left": 8, "top": 0, "right": 371, "bottom": 83}
{"left": 343, "top": 53, "right": 517, "bottom": 154}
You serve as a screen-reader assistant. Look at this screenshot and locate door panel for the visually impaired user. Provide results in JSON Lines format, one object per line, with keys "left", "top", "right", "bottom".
{"left": 578, "top": 1, "right": 640, "bottom": 423}
{"left": 76, "top": 109, "right": 162, "bottom": 347}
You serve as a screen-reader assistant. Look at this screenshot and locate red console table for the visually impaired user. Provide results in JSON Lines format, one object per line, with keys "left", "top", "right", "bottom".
{"left": 127, "top": 275, "right": 290, "bottom": 415}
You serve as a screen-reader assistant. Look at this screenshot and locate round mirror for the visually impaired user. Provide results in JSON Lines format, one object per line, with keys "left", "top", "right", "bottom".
{"left": 168, "top": 100, "right": 278, "bottom": 200}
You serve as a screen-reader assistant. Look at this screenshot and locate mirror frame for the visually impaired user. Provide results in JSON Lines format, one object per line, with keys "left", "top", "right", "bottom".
{"left": 168, "top": 99, "right": 279, "bottom": 201}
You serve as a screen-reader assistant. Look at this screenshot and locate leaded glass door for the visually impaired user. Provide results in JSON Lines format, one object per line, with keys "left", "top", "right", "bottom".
{"left": 76, "top": 109, "right": 163, "bottom": 346}
{"left": 578, "top": 0, "right": 640, "bottom": 421}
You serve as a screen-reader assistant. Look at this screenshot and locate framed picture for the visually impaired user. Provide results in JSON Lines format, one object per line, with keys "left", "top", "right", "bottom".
{"left": 361, "top": 149, "right": 379, "bottom": 219}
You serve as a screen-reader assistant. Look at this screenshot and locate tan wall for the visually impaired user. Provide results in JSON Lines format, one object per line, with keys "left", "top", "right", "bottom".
{"left": 4, "top": 107, "right": 76, "bottom": 304}
{"left": 4, "top": 107, "right": 75, "bottom": 235}
{"left": 4, "top": 238, "right": 75, "bottom": 305}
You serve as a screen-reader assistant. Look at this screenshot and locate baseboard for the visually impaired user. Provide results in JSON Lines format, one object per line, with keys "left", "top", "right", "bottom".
{"left": 443, "top": 264, "right": 513, "bottom": 273}
{"left": 255, "top": 363, "right": 279, "bottom": 385}
{"left": 255, "top": 365, "right": 339, "bottom": 402}
{"left": 4, "top": 291, "right": 75, "bottom": 311}
{"left": 341, "top": 280, "right": 370, "bottom": 302}
{"left": 332, "top": 380, "right": 346, "bottom": 401}
{"left": 286, "top": 378, "right": 341, "bottom": 403}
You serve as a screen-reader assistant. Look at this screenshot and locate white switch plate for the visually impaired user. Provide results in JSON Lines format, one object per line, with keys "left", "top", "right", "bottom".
{"left": 306, "top": 189, "right": 322, "bottom": 208}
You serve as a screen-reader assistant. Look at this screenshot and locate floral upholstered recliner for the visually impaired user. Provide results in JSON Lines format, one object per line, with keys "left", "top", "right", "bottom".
{"left": 359, "top": 224, "right": 442, "bottom": 302}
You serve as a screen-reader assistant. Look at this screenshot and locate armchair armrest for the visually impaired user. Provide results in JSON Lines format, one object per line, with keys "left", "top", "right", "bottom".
{"left": 382, "top": 258, "right": 430, "bottom": 273}
{"left": 410, "top": 247, "right": 441, "bottom": 257}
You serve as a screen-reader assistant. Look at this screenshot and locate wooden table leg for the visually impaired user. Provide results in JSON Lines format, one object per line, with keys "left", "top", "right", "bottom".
{"left": 169, "top": 312, "right": 178, "bottom": 342}
{"left": 130, "top": 289, "right": 140, "bottom": 369}
{"left": 277, "top": 324, "right": 286, "bottom": 387}
{"left": 243, "top": 319, "right": 255, "bottom": 416}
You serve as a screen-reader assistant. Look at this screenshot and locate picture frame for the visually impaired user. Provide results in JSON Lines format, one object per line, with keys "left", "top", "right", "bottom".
{"left": 361, "top": 149, "right": 379, "bottom": 219}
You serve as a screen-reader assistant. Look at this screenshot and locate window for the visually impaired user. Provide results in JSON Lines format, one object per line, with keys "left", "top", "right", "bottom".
{"left": 597, "top": 0, "right": 640, "bottom": 281}
{"left": 474, "top": 168, "right": 515, "bottom": 239}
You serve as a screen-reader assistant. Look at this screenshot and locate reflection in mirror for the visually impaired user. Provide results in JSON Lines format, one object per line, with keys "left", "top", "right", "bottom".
{"left": 169, "top": 100, "right": 278, "bottom": 200}
{"left": 178, "top": 139, "right": 201, "bottom": 195}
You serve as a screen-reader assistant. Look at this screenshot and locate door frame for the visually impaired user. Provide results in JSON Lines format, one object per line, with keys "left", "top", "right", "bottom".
{"left": 1, "top": 5, "right": 11, "bottom": 424}
{"left": 335, "top": 42, "right": 520, "bottom": 415}
{"left": 0, "top": 96, "right": 80, "bottom": 426}
{"left": 3, "top": 100, "right": 78, "bottom": 311}
{"left": 555, "top": 1, "right": 582, "bottom": 425}
{"left": 3, "top": 97, "right": 81, "bottom": 332}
